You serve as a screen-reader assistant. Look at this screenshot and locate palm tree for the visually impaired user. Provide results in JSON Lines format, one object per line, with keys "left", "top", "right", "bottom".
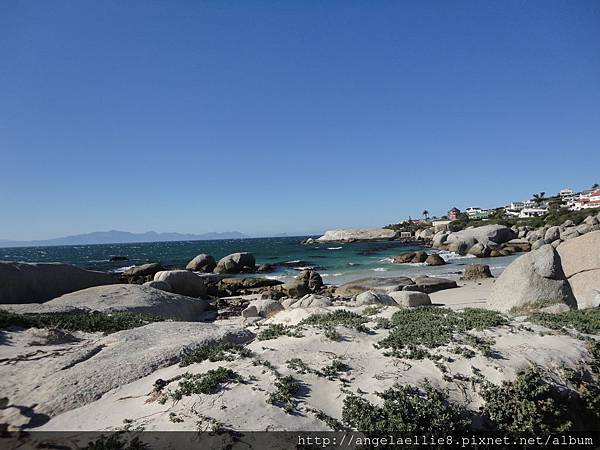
{"left": 422, "top": 210, "right": 430, "bottom": 220}
{"left": 532, "top": 192, "right": 546, "bottom": 204}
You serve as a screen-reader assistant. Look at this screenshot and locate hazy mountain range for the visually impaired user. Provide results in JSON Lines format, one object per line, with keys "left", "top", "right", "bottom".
{"left": 0, "top": 230, "right": 248, "bottom": 248}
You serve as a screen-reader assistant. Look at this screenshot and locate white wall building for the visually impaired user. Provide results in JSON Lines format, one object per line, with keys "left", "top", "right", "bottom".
{"left": 571, "top": 189, "right": 600, "bottom": 210}
{"left": 519, "top": 207, "right": 549, "bottom": 218}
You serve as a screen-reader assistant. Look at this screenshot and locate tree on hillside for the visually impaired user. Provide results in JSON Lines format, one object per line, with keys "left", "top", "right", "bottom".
{"left": 532, "top": 192, "right": 546, "bottom": 204}
{"left": 422, "top": 210, "right": 429, "bottom": 220}
{"left": 592, "top": 183, "right": 599, "bottom": 190}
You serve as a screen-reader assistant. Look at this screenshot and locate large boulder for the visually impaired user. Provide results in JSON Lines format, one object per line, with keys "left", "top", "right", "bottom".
{"left": 122, "top": 263, "right": 164, "bottom": 279}
{"left": 335, "top": 277, "right": 415, "bottom": 297}
{"left": 392, "top": 251, "right": 427, "bottom": 264}
{"left": 467, "top": 243, "right": 491, "bottom": 258}
{"left": 388, "top": 291, "right": 432, "bottom": 307}
{"left": 154, "top": 270, "right": 207, "bottom": 297}
{"left": 462, "top": 264, "right": 493, "bottom": 280}
{"left": 432, "top": 232, "right": 449, "bottom": 248}
{"left": 5, "top": 284, "right": 209, "bottom": 320}
{"left": 213, "top": 252, "right": 256, "bottom": 274}
{"left": 544, "top": 226, "right": 561, "bottom": 244}
{"left": 487, "top": 245, "right": 576, "bottom": 313}
{"left": 354, "top": 291, "right": 396, "bottom": 306}
{"left": 241, "top": 299, "right": 284, "bottom": 318}
{"left": 142, "top": 280, "right": 172, "bottom": 292}
{"left": 282, "top": 270, "right": 323, "bottom": 298}
{"left": 0, "top": 262, "right": 117, "bottom": 304}
{"left": 0, "top": 322, "right": 254, "bottom": 426}
{"left": 281, "top": 294, "right": 333, "bottom": 309}
{"left": 316, "top": 228, "right": 398, "bottom": 242}
{"left": 445, "top": 225, "right": 516, "bottom": 256}
{"left": 185, "top": 254, "right": 216, "bottom": 272}
{"left": 402, "top": 276, "right": 457, "bottom": 294}
{"left": 296, "top": 269, "right": 324, "bottom": 291}
{"left": 556, "top": 231, "right": 600, "bottom": 309}
{"left": 425, "top": 254, "right": 446, "bottom": 266}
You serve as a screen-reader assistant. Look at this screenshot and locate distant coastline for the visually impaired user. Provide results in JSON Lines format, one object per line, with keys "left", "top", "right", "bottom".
{"left": 0, "top": 230, "right": 249, "bottom": 248}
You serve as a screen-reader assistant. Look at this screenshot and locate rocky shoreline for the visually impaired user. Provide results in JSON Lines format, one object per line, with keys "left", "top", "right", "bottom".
{"left": 1, "top": 215, "right": 599, "bottom": 435}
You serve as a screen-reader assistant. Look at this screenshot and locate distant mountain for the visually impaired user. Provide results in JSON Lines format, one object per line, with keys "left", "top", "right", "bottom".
{"left": 0, "top": 230, "right": 249, "bottom": 248}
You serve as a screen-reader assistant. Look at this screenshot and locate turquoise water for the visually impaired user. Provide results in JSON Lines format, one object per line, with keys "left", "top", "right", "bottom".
{"left": 0, "top": 237, "right": 518, "bottom": 284}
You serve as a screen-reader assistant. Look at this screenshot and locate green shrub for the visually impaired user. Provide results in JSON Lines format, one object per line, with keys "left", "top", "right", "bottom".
{"left": 342, "top": 382, "right": 470, "bottom": 433}
{"left": 268, "top": 375, "right": 301, "bottom": 414}
{"left": 362, "top": 305, "right": 384, "bottom": 316}
{"left": 179, "top": 342, "right": 252, "bottom": 367}
{"left": 529, "top": 309, "right": 600, "bottom": 335}
{"left": 171, "top": 367, "right": 241, "bottom": 400}
{"left": 480, "top": 366, "right": 573, "bottom": 433}
{"left": 300, "top": 310, "right": 370, "bottom": 333}
{"left": 377, "top": 307, "right": 506, "bottom": 359}
{"left": 316, "top": 359, "right": 351, "bottom": 380}
{"left": 0, "top": 309, "right": 164, "bottom": 334}
{"left": 257, "top": 324, "right": 304, "bottom": 341}
{"left": 286, "top": 358, "right": 311, "bottom": 374}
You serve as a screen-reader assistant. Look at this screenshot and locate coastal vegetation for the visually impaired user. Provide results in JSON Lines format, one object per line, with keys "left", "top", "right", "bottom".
{"left": 377, "top": 307, "right": 507, "bottom": 359}
{"left": 342, "top": 382, "right": 470, "bottom": 433}
{"left": 171, "top": 367, "right": 243, "bottom": 400}
{"left": 299, "top": 309, "right": 370, "bottom": 333}
{"left": 179, "top": 342, "right": 253, "bottom": 367}
{"left": 257, "top": 324, "right": 304, "bottom": 340}
{"left": 0, "top": 309, "right": 164, "bottom": 334}
{"left": 528, "top": 309, "right": 600, "bottom": 335}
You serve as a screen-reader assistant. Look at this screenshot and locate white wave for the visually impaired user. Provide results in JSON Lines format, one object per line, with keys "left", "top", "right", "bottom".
{"left": 111, "top": 265, "right": 134, "bottom": 273}
{"left": 372, "top": 267, "right": 388, "bottom": 272}
{"left": 327, "top": 246, "right": 343, "bottom": 250}
{"left": 284, "top": 260, "right": 302, "bottom": 264}
{"left": 436, "top": 251, "right": 476, "bottom": 262}
{"left": 292, "top": 266, "right": 315, "bottom": 271}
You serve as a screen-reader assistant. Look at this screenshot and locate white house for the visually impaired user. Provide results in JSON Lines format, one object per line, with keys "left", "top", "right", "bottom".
{"left": 519, "top": 207, "right": 549, "bottom": 218}
{"left": 559, "top": 188, "right": 575, "bottom": 197}
{"left": 571, "top": 189, "right": 600, "bottom": 210}
{"left": 509, "top": 201, "right": 525, "bottom": 210}
{"left": 465, "top": 207, "right": 482, "bottom": 218}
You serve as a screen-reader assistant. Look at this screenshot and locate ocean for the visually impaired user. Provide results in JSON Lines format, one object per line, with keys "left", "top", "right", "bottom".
{"left": 0, "top": 236, "right": 518, "bottom": 285}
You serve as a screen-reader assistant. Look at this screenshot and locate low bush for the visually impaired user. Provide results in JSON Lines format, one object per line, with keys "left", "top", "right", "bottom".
{"left": 267, "top": 375, "right": 301, "bottom": 414}
{"left": 0, "top": 309, "right": 164, "bottom": 334}
{"left": 179, "top": 342, "right": 252, "bottom": 367}
{"left": 257, "top": 324, "right": 303, "bottom": 341}
{"left": 300, "top": 310, "right": 370, "bottom": 333}
{"left": 529, "top": 309, "right": 600, "bottom": 335}
{"left": 480, "top": 366, "right": 573, "bottom": 432}
{"left": 171, "top": 367, "right": 241, "bottom": 400}
{"left": 342, "top": 382, "right": 470, "bottom": 433}
{"left": 377, "top": 307, "right": 506, "bottom": 359}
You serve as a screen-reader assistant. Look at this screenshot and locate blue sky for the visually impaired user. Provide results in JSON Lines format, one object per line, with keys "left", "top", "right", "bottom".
{"left": 1, "top": 1, "right": 599, "bottom": 240}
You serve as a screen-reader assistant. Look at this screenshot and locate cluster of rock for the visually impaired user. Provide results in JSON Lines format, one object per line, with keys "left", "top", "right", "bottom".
{"left": 488, "top": 230, "right": 600, "bottom": 312}
{"left": 421, "top": 211, "right": 600, "bottom": 259}
{"left": 391, "top": 251, "right": 446, "bottom": 266}
{"left": 303, "top": 228, "right": 398, "bottom": 244}
{"left": 238, "top": 274, "right": 457, "bottom": 320}
{"left": 429, "top": 224, "right": 522, "bottom": 257}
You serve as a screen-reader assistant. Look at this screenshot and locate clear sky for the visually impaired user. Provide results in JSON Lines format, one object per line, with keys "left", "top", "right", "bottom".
{"left": 1, "top": 1, "right": 599, "bottom": 240}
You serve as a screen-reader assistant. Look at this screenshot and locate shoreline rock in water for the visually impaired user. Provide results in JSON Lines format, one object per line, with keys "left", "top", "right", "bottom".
{"left": 307, "top": 228, "right": 398, "bottom": 243}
